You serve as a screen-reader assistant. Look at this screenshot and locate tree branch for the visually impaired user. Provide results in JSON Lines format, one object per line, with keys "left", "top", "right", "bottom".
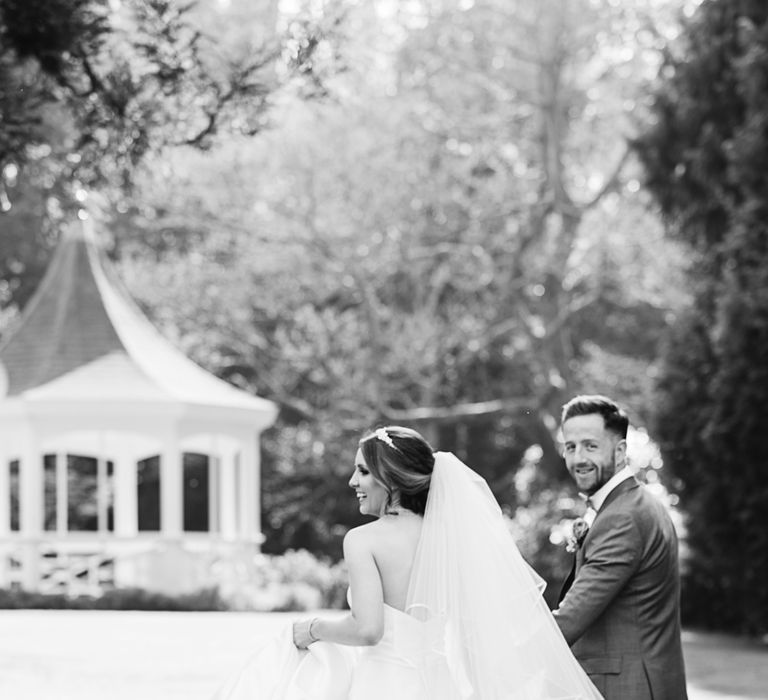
{"left": 382, "top": 397, "right": 537, "bottom": 423}
{"left": 580, "top": 146, "right": 631, "bottom": 211}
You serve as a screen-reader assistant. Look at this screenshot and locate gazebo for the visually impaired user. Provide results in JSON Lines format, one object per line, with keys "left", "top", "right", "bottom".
{"left": 0, "top": 218, "right": 277, "bottom": 595}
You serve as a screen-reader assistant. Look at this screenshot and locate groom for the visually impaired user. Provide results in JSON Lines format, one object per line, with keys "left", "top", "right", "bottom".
{"left": 552, "top": 395, "right": 687, "bottom": 700}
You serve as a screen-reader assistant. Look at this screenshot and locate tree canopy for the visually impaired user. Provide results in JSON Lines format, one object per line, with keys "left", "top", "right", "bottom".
{"left": 0, "top": 0, "right": 284, "bottom": 189}
{"left": 0, "top": 0, "right": 336, "bottom": 308}
{"left": 635, "top": 0, "right": 768, "bottom": 635}
{"left": 105, "top": 1, "right": 691, "bottom": 576}
{"left": 2, "top": 0, "right": 698, "bottom": 601}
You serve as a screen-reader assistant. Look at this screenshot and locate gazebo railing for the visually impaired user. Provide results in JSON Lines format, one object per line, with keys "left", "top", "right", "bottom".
{"left": 0, "top": 534, "right": 261, "bottom": 596}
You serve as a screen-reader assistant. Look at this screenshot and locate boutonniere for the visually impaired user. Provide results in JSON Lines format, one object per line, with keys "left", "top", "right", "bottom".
{"left": 566, "top": 518, "right": 590, "bottom": 553}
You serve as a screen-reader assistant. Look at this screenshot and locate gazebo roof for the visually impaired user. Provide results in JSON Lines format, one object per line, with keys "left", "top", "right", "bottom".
{"left": 0, "top": 218, "right": 276, "bottom": 418}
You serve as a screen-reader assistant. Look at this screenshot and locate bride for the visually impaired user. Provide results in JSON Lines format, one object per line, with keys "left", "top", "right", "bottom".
{"left": 212, "top": 426, "right": 603, "bottom": 699}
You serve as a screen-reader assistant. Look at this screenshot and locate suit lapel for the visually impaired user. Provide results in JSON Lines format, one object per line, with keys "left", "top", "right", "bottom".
{"left": 560, "top": 477, "right": 640, "bottom": 605}
{"left": 574, "top": 477, "right": 639, "bottom": 573}
{"left": 593, "top": 475, "right": 639, "bottom": 519}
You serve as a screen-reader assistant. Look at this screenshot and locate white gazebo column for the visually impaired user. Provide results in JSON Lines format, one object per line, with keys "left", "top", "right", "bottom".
{"left": 161, "top": 430, "right": 183, "bottom": 537}
{"left": 239, "top": 433, "right": 260, "bottom": 543}
{"left": 218, "top": 448, "right": 238, "bottom": 541}
{"left": 0, "top": 446, "right": 9, "bottom": 536}
{"left": 113, "top": 453, "right": 139, "bottom": 587}
{"left": 55, "top": 453, "right": 68, "bottom": 534}
{"left": 19, "top": 431, "right": 43, "bottom": 589}
{"left": 0, "top": 446, "right": 8, "bottom": 587}
{"left": 113, "top": 455, "right": 138, "bottom": 537}
{"left": 97, "top": 457, "right": 110, "bottom": 533}
{"left": 208, "top": 454, "right": 219, "bottom": 534}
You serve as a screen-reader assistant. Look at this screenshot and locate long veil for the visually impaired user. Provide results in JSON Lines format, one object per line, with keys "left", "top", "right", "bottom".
{"left": 406, "top": 452, "right": 603, "bottom": 700}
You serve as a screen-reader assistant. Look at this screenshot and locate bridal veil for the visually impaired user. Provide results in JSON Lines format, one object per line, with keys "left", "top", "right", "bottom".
{"left": 406, "top": 451, "right": 603, "bottom": 700}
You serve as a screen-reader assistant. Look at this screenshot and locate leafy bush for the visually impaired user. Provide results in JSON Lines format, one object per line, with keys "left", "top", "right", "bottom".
{"left": 0, "top": 586, "right": 227, "bottom": 611}
{"left": 635, "top": 0, "right": 768, "bottom": 635}
{"left": 219, "top": 549, "right": 348, "bottom": 612}
{"left": 0, "top": 549, "right": 349, "bottom": 612}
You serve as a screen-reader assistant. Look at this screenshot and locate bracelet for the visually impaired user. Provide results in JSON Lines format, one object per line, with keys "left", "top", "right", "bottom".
{"left": 308, "top": 617, "right": 319, "bottom": 643}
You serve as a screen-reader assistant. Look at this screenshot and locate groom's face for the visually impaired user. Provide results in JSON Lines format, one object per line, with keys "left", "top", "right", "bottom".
{"left": 561, "top": 413, "right": 625, "bottom": 495}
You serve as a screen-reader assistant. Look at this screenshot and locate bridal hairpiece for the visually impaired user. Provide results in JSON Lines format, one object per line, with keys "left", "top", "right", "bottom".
{"left": 374, "top": 428, "right": 396, "bottom": 449}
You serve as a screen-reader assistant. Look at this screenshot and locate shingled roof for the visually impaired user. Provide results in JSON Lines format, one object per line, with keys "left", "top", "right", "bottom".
{"left": 0, "top": 219, "right": 274, "bottom": 414}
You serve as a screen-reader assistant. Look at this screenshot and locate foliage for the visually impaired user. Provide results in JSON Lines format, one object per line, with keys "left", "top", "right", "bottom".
{"left": 509, "top": 485, "right": 578, "bottom": 608}
{"left": 0, "top": 549, "right": 348, "bottom": 611}
{"left": 1, "top": 1, "right": 694, "bottom": 581}
{"left": 0, "top": 181, "right": 60, "bottom": 317}
{"left": 0, "top": 0, "right": 351, "bottom": 189}
{"left": 110, "top": 0, "right": 689, "bottom": 559}
{"left": 0, "top": 585, "right": 227, "bottom": 611}
{"left": 0, "top": 0, "right": 339, "bottom": 319}
{"left": 225, "top": 549, "right": 349, "bottom": 611}
{"left": 0, "top": 0, "right": 282, "bottom": 188}
{"left": 634, "top": 0, "right": 768, "bottom": 635}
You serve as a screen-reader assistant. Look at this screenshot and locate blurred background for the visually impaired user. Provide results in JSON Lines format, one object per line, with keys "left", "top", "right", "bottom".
{"left": 0, "top": 0, "right": 766, "bottom": 646}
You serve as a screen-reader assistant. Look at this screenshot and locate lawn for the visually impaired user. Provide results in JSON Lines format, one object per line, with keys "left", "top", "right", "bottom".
{"left": 0, "top": 610, "right": 765, "bottom": 699}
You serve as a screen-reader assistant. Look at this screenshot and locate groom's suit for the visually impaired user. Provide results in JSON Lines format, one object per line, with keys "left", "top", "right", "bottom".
{"left": 554, "top": 476, "right": 688, "bottom": 700}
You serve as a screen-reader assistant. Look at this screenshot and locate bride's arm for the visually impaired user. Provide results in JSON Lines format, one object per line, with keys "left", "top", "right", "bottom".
{"left": 293, "top": 527, "right": 384, "bottom": 648}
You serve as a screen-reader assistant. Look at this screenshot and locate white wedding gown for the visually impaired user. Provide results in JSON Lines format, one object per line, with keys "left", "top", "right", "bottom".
{"left": 212, "top": 592, "right": 452, "bottom": 700}
{"left": 212, "top": 453, "right": 603, "bottom": 700}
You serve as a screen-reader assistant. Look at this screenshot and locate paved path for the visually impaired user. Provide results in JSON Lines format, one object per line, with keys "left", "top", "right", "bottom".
{"left": 683, "top": 629, "right": 768, "bottom": 700}
{"left": 0, "top": 610, "right": 766, "bottom": 699}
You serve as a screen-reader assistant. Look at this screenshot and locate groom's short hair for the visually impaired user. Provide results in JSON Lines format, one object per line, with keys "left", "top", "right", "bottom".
{"left": 561, "top": 395, "right": 629, "bottom": 439}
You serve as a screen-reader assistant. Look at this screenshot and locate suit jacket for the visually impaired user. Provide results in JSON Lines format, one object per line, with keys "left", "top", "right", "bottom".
{"left": 553, "top": 477, "right": 688, "bottom": 700}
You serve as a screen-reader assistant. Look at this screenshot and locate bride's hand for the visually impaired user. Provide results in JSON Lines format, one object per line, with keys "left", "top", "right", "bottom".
{"left": 292, "top": 618, "right": 317, "bottom": 649}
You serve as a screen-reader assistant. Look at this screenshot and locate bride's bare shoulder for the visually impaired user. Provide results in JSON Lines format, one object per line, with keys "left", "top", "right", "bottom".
{"left": 343, "top": 521, "right": 379, "bottom": 546}
{"left": 345, "top": 519, "right": 389, "bottom": 541}
{"left": 345, "top": 515, "right": 416, "bottom": 542}
{"left": 343, "top": 523, "right": 387, "bottom": 563}
{"left": 345, "top": 515, "right": 421, "bottom": 556}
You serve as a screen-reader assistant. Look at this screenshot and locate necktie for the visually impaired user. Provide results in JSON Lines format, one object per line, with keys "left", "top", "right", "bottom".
{"left": 584, "top": 498, "right": 597, "bottom": 526}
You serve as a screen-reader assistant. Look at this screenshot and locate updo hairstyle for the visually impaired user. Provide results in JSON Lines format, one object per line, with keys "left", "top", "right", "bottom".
{"left": 359, "top": 426, "right": 434, "bottom": 515}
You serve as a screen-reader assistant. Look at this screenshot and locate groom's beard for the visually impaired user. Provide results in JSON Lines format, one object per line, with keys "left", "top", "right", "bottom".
{"left": 573, "top": 457, "right": 615, "bottom": 494}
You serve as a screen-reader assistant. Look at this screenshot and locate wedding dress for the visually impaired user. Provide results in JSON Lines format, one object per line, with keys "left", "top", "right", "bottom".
{"left": 212, "top": 453, "right": 603, "bottom": 700}
{"left": 211, "top": 592, "right": 450, "bottom": 700}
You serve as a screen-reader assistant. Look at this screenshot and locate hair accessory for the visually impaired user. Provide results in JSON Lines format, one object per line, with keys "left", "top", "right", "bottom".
{"left": 374, "top": 427, "right": 396, "bottom": 449}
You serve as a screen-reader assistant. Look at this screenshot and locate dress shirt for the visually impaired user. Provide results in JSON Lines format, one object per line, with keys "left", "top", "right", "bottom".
{"left": 581, "top": 465, "right": 634, "bottom": 526}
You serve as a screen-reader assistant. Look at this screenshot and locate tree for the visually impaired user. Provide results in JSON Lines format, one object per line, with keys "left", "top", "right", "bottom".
{"left": 0, "top": 0, "right": 344, "bottom": 330}
{"left": 108, "top": 0, "right": 690, "bottom": 575}
{"left": 0, "top": 0, "right": 286, "bottom": 188}
{"left": 634, "top": 0, "right": 768, "bottom": 635}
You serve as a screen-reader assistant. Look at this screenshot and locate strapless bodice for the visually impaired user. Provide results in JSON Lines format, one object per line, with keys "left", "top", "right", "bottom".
{"left": 363, "top": 603, "right": 428, "bottom": 666}
{"left": 344, "top": 592, "right": 446, "bottom": 699}
{"left": 345, "top": 588, "right": 428, "bottom": 667}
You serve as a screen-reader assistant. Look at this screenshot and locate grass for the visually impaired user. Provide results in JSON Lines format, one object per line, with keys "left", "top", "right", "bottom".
{"left": 0, "top": 610, "right": 765, "bottom": 699}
